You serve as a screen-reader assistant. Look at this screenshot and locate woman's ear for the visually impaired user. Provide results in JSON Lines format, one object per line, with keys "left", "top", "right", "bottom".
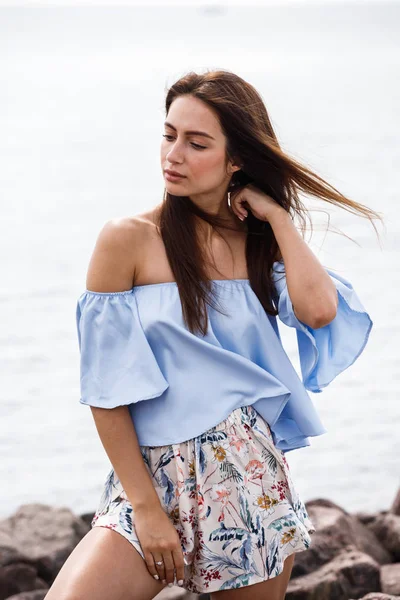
{"left": 228, "top": 155, "right": 243, "bottom": 175}
{"left": 229, "top": 164, "right": 242, "bottom": 175}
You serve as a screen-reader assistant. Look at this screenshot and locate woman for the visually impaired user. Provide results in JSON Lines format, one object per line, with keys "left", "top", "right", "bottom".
{"left": 45, "top": 69, "right": 380, "bottom": 600}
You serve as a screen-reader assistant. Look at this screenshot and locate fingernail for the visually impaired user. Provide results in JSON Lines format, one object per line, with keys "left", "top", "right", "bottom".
{"left": 153, "top": 574, "right": 159, "bottom": 580}
{"left": 239, "top": 215, "right": 244, "bottom": 221}
{"left": 178, "top": 579, "right": 184, "bottom": 586}
{"left": 162, "top": 579, "right": 166, "bottom": 584}
{"left": 168, "top": 582, "right": 174, "bottom": 587}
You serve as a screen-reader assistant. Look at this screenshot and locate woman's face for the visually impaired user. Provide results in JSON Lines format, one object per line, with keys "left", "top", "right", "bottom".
{"left": 160, "top": 95, "right": 238, "bottom": 200}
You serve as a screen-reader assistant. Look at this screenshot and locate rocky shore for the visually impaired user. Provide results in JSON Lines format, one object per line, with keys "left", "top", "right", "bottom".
{"left": 1, "top": 489, "right": 399, "bottom": 600}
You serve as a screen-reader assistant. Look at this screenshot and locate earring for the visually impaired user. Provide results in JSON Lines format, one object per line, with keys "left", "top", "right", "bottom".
{"left": 227, "top": 191, "right": 231, "bottom": 206}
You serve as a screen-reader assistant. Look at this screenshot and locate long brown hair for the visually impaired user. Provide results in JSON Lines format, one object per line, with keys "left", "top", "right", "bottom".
{"left": 157, "top": 69, "right": 383, "bottom": 336}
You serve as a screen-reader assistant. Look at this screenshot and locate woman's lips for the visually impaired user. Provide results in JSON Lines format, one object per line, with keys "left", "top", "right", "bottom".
{"left": 164, "top": 171, "right": 186, "bottom": 182}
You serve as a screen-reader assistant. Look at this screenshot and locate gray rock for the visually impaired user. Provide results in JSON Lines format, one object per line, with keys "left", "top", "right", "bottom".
{"left": 0, "top": 504, "right": 89, "bottom": 560}
{"left": 78, "top": 511, "right": 95, "bottom": 529}
{"left": 0, "top": 546, "right": 31, "bottom": 568}
{"left": 291, "top": 499, "right": 392, "bottom": 578}
{"left": 391, "top": 490, "right": 400, "bottom": 516}
{"left": 367, "top": 514, "right": 400, "bottom": 561}
{"left": 0, "top": 503, "right": 90, "bottom": 588}
{"left": 381, "top": 564, "right": 400, "bottom": 596}
{"left": 286, "top": 546, "right": 381, "bottom": 600}
{"left": 0, "top": 562, "right": 47, "bottom": 600}
{"left": 0, "top": 545, "right": 48, "bottom": 600}
{"left": 356, "top": 511, "right": 389, "bottom": 526}
{"left": 350, "top": 513, "right": 393, "bottom": 565}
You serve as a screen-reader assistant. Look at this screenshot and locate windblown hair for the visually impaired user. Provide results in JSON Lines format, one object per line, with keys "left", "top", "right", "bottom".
{"left": 157, "top": 69, "right": 383, "bottom": 336}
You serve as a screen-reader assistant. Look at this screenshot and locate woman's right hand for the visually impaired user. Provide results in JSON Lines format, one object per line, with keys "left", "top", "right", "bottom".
{"left": 133, "top": 502, "right": 186, "bottom": 587}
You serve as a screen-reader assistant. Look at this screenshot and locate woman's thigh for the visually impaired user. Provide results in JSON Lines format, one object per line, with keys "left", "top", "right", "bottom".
{"left": 210, "top": 553, "right": 295, "bottom": 600}
{"left": 44, "top": 526, "right": 165, "bottom": 600}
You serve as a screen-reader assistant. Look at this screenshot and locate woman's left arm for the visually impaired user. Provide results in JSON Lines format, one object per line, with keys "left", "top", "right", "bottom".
{"left": 268, "top": 208, "right": 338, "bottom": 329}
{"left": 230, "top": 184, "right": 338, "bottom": 329}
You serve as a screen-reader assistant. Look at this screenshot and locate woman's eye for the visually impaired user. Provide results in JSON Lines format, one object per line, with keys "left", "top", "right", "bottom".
{"left": 162, "top": 134, "right": 206, "bottom": 150}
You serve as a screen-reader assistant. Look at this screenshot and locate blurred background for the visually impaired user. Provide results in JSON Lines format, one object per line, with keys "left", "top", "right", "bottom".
{"left": 0, "top": 0, "right": 398, "bottom": 520}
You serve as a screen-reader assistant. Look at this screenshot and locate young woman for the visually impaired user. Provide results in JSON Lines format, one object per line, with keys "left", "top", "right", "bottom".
{"left": 45, "top": 69, "right": 380, "bottom": 600}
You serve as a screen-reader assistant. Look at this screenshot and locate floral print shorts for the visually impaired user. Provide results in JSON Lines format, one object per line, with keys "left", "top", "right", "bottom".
{"left": 91, "top": 404, "right": 315, "bottom": 594}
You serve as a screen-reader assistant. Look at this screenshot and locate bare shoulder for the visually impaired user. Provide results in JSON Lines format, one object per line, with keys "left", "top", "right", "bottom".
{"left": 85, "top": 210, "right": 160, "bottom": 293}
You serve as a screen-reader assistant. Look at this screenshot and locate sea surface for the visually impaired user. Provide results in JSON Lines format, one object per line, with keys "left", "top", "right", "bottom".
{"left": 0, "top": 2, "right": 399, "bottom": 519}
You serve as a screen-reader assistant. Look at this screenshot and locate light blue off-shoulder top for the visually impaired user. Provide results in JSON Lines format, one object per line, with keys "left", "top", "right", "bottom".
{"left": 75, "top": 260, "right": 373, "bottom": 453}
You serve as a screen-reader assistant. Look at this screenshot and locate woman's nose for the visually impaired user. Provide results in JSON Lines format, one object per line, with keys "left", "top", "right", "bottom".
{"left": 166, "top": 141, "right": 184, "bottom": 162}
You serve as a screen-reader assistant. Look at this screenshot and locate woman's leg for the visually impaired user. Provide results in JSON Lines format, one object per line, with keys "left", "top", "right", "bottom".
{"left": 210, "top": 553, "right": 295, "bottom": 600}
{"left": 44, "top": 526, "right": 165, "bottom": 600}
{"left": 277, "top": 553, "right": 295, "bottom": 599}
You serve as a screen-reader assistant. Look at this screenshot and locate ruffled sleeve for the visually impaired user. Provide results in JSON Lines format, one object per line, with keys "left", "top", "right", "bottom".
{"left": 75, "top": 289, "right": 169, "bottom": 408}
{"left": 271, "top": 259, "right": 373, "bottom": 393}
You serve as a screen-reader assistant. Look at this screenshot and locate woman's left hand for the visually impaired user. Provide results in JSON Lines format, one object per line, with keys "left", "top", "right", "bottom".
{"left": 229, "top": 183, "right": 284, "bottom": 223}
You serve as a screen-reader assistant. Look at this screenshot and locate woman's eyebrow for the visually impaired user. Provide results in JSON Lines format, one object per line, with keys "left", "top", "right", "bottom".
{"left": 164, "top": 121, "right": 215, "bottom": 140}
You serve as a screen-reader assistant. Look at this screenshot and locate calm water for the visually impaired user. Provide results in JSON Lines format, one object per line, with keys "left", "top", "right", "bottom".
{"left": 0, "top": 3, "right": 399, "bottom": 519}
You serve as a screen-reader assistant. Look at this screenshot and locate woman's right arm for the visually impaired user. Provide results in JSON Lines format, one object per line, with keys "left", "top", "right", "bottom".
{"left": 84, "top": 218, "right": 185, "bottom": 588}
{"left": 90, "top": 403, "right": 186, "bottom": 587}
{"left": 90, "top": 404, "right": 161, "bottom": 513}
